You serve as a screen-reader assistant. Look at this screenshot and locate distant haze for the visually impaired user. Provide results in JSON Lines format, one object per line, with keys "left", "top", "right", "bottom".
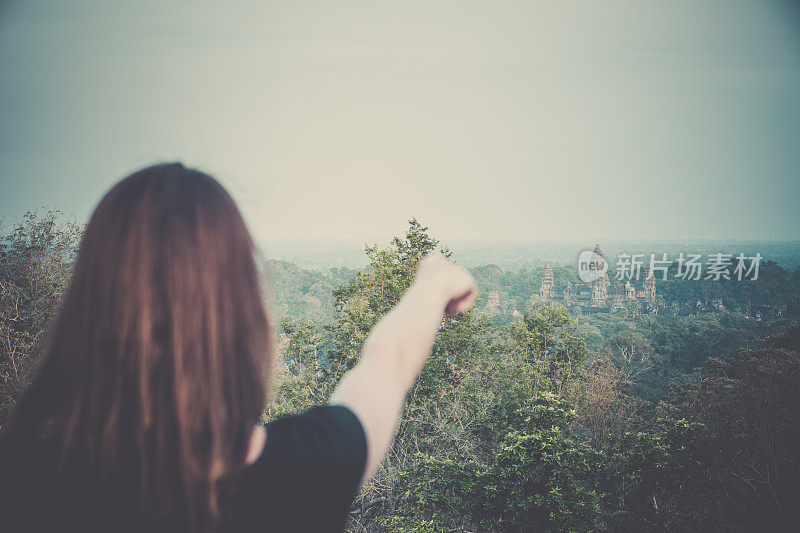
{"left": 2, "top": 1, "right": 800, "bottom": 244}
{"left": 264, "top": 238, "right": 800, "bottom": 273}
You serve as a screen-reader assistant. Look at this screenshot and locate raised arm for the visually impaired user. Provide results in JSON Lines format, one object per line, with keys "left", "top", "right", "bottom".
{"left": 329, "top": 253, "right": 477, "bottom": 483}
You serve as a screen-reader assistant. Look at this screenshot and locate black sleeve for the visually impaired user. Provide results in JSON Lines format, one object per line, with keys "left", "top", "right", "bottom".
{"left": 233, "top": 404, "right": 367, "bottom": 533}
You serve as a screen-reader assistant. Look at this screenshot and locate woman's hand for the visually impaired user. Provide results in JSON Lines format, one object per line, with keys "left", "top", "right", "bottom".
{"left": 413, "top": 253, "right": 477, "bottom": 315}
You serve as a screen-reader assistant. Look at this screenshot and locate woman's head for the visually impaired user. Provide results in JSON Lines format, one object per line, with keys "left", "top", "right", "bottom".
{"left": 7, "top": 163, "right": 272, "bottom": 531}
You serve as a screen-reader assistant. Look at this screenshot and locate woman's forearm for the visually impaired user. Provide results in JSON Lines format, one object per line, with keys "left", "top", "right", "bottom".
{"left": 329, "top": 254, "right": 476, "bottom": 484}
{"left": 329, "top": 277, "right": 448, "bottom": 481}
{"left": 361, "top": 276, "right": 448, "bottom": 392}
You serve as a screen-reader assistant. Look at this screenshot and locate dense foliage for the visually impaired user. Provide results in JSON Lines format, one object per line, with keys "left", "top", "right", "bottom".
{"left": 265, "top": 259, "right": 356, "bottom": 323}
{"left": 274, "top": 221, "right": 799, "bottom": 532}
{"left": 0, "top": 210, "right": 82, "bottom": 428}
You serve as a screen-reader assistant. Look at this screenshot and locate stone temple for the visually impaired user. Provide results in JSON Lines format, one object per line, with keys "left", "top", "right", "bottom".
{"left": 537, "top": 244, "right": 658, "bottom": 315}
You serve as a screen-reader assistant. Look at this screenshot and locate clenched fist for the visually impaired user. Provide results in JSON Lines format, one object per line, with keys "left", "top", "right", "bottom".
{"left": 414, "top": 253, "right": 477, "bottom": 314}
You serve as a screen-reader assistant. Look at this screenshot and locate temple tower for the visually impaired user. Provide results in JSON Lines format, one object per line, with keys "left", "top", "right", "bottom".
{"left": 540, "top": 262, "right": 554, "bottom": 301}
{"left": 590, "top": 245, "right": 610, "bottom": 307}
{"left": 611, "top": 292, "right": 624, "bottom": 312}
{"left": 625, "top": 281, "right": 636, "bottom": 299}
{"left": 486, "top": 291, "right": 501, "bottom": 312}
{"left": 562, "top": 280, "right": 575, "bottom": 305}
{"left": 643, "top": 266, "right": 656, "bottom": 303}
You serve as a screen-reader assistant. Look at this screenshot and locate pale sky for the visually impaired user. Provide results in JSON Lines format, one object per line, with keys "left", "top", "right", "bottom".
{"left": 2, "top": 1, "right": 799, "bottom": 246}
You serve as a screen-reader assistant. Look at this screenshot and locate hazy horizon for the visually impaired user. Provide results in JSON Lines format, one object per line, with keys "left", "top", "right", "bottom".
{"left": 260, "top": 235, "right": 800, "bottom": 273}
{"left": 2, "top": 1, "right": 800, "bottom": 243}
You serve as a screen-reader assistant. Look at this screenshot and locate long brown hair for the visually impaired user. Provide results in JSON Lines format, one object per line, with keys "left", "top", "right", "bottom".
{"left": 3, "top": 163, "right": 272, "bottom": 531}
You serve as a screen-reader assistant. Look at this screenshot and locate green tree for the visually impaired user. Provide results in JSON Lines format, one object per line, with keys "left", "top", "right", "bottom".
{"left": 486, "top": 394, "right": 602, "bottom": 532}
{"left": 601, "top": 418, "right": 716, "bottom": 531}
{"left": 0, "top": 209, "right": 82, "bottom": 428}
{"left": 497, "top": 302, "right": 589, "bottom": 395}
{"left": 279, "top": 316, "right": 325, "bottom": 376}
{"left": 328, "top": 218, "right": 442, "bottom": 373}
{"left": 389, "top": 394, "right": 603, "bottom": 533}
{"left": 676, "top": 327, "right": 800, "bottom": 531}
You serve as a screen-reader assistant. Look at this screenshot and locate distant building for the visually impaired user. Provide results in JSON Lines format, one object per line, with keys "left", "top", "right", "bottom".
{"left": 643, "top": 267, "right": 656, "bottom": 302}
{"left": 590, "top": 245, "right": 610, "bottom": 308}
{"left": 486, "top": 291, "right": 501, "bottom": 312}
{"left": 540, "top": 262, "right": 554, "bottom": 301}
{"left": 562, "top": 281, "right": 575, "bottom": 305}
{"left": 611, "top": 291, "right": 624, "bottom": 312}
{"left": 625, "top": 281, "right": 636, "bottom": 299}
{"left": 478, "top": 243, "right": 670, "bottom": 318}
{"left": 526, "top": 243, "right": 661, "bottom": 314}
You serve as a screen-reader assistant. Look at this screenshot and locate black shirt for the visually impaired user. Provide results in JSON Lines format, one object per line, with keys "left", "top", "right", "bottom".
{"left": 232, "top": 405, "right": 367, "bottom": 532}
{"left": 0, "top": 404, "right": 367, "bottom": 533}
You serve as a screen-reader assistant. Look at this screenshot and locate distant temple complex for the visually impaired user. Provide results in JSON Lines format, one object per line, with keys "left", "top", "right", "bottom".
{"left": 481, "top": 243, "right": 783, "bottom": 320}
{"left": 536, "top": 244, "right": 658, "bottom": 315}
